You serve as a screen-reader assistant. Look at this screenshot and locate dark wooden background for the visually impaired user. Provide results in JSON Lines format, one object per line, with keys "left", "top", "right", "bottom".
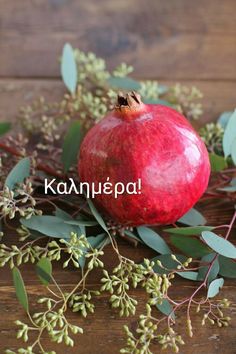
{"left": 0, "top": 1, "right": 235, "bottom": 353}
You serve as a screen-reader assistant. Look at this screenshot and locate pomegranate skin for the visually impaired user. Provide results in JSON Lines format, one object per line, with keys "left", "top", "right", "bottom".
{"left": 78, "top": 95, "right": 210, "bottom": 226}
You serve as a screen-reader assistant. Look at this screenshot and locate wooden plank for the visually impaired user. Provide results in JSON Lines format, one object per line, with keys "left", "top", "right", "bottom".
{"left": 0, "top": 0, "right": 236, "bottom": 79}
{"left": 0, "top": 281, "right": 235, "bottom": 354}
{"left": 0, "top": 196, "right": 235, "bottom": 353}
{"left": 1, "top": 0, "right": 236, "bottom": 34}
{"left": 0, "top": 217, "right": 235, "bottom": 354}
{"left": 0, "top": 79, "right": 235, "bottom": 125}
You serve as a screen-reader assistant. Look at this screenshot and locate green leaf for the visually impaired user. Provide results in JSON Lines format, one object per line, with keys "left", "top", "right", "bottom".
{"left": 124, "top": 230, "right": 143, "bottom": 243}
{"left": 176, "top": 271, "right": 199, "bottom": 281}
{"left": 207, "top": 278, "right": 224, "bottom": 298}
{"left": 156, "top": 298, "right": 175, "bottom": 320}
{"left": 201, "top": 231, "right": 236, "bottom": 258}
{"left": 137, "top": 227, "right": 171, "bottom": 254}
{"left": 0, "top": 122, "right": 11, "bottom": 136}
{"left": 178, "top": 208, "right": 206, "bottom": 226}
{"left": 150, "top": 254, "right": 188, "bottom": 275}
{"left": 78, "top": 234, "right": 109, "bottom": 268}
{"left": 231, "top": 138, "right": 236, "bottom": 165}
{"left": 20, "top": 215, "right": 80, "bottom": 239}
{"left": 223, "top": 109, "right": 236, "bottom": 157}
{"left": 87, "top": 234, "right": 109, "bottom": 249}
{"left": 61, "top": 43, "right": 77, "bottom": 94}
{"left": 164, "top": 226, "right": 213, "bottom": 235}
{"left": 218, "top": 111, "right": 233, "bottom": 128}
{"left": 158, "top": 85, "right": 169, "bottom": 95}
{"left": 220, "top": 185, "right": 236, "bottom": 192}
{"left": 54, "top": 207, "right": 73, "bottom": 221}
{"left": 142, "top": 98, "right": 172, "bottom": 107}
{"left": 107, "top": 77, "right": 168, "bottom": 97}
{"left": 65, "top": 220, "right": 98, "bottom": 227}
{"left": 219, "top": 256, "right": 236, "bottom": 278}
{"left": 197, "top": 253, "right": 219, "bottom": 284}
{"left": 5, "top": 157, "right": 30, "bottom": 191}
{"left": 12, "top": 267, "right": 29, "bottom": 312}
{"left": 36, "top": 258, "right": 52, "bottom": 286}
{"left": 209, "top": 153, "right": 227, "bottom": 172}
{"left": 62, "top": 120, "right": 82, "bottom": 172}
{"left": 78, "top": 224, "right": 86, "bottom": 237}
{"left": 54, "top": 207, "right": 86, "bottom": 236}
{"left": 87, "top": 199, "right": 109, "bottom": 234}
{"left": 170, "top": 235, "right": 210, "bottom": 258}
{"left": 107, "top": 76, "right": 141, "bottom": 91}
{"left": 78, "top": 250, "right": 87, "bottom": 269}
{"left": 218, "top": 177, "right": 236, "bottom": 192}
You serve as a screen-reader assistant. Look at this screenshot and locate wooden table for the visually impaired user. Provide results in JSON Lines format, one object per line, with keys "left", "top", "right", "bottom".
{"left": 0, "top": 1, "right": 235, "bottom": 353}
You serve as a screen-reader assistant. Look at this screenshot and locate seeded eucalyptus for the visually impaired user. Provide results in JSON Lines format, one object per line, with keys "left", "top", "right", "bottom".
{"left": 200, "top": 123, "right": 224, "bottom": 155}
{"left": 0, "top": 44, "right": 236, "bottom": 353}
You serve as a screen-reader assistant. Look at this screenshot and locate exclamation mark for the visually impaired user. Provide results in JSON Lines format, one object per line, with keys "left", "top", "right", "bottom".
{"left": 138, "top": 178, "right": 142, "bottom": 194}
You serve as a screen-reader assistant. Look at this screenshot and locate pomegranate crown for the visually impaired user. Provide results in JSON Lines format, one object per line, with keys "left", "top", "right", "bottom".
{"left": 115, "top": 91, "right": 143, "bottom": 113}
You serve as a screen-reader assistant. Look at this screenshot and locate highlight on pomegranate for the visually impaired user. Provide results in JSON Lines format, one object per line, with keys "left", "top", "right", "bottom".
{"left": 0, "top": 2, "right": 235, "bottom": 354}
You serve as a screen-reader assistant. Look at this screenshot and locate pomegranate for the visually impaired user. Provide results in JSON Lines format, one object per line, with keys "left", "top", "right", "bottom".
{"left": 78, "top": 92, "right": 210, "bottom": 226}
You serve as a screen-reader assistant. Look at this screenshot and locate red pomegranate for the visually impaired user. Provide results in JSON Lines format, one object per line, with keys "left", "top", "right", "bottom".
{"left": 78, "top": 92, "right": 210, "bottom": 226}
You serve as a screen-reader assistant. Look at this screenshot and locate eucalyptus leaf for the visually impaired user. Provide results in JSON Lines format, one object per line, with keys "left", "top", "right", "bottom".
{"left": 223, "top": 110, "right": 236, "bottom": 157}
{"left": 87, "top": 233, "right": 109, "bottom": 249}
{"left": 78, "top": 234, "right": 108, "bottom": 268}
{"left": 207, "top": 278, "right": 224, "bottom": 298}
{"left": 54, "top": 208, "right": 85, "bottom": 236}
{"left": 164, "top": 226, "right": 213, "bottom": 235}
{"left": 219, "top": 256, "right": 236, "bottom": 278}
{"left": 12, "top": 267, "right": 29, "bottom": 312}
{"left": 61, "top": 43, "right": 77, "bottom": 94}
{"left": 218, "top": 177, "right": 236, "bottom": 192}
{"left": 54, "top": 207, "right": 73, "bottom": 221}
{"left": 150, "top": 254, "right": 188, "bottom": 275}
{"left": 87, "top": 199, "right": 109, "bottom": 234}
{"left": 124, "top": 230, "right": 143, "bottom": 243}
{"left": 176, "top": 271, "right": 199, "bottom": 281}
{"left": 73, "top": 238, "right": 88, "bottom": 268}
{"left": 20, "top": 215, "right": 80, "bottom": 239}
{"left": 201, "top": 231, "right": 236, "bottom": 258}
{"left": 78, "top": 224, "right": 86, "bottom": 237}
{"left": 231, "top": 138, "right": 236, "bottom": 165}
{"left": 137, "top": 226, "right": 171, "bottom": 254}
{"left": 65, "top": 220, "right": 98, "bottom": 227}
{"left": 170, "top": 235, "right": 210, "bottom": 258}
{"left": 107, "top": 76, "right": 141, "bottom": 91}
{"left": 0, "top": 122, "right": 11, "bottom": 136}
{"left": 78, "top": 253, "right": 87, "bottom": 269}
{"left": 142, "top": 98, "right": 172, "bottom": 107}
{"left": 5, "top": 157, "right": 31, "bottom": 191}
{"left": 158, "top": 84, "right": 169, "bottom": 95}
{"left": 178, "top": 208, "right": 206, "bottom": 226}
{"left": 197, "top": 253, "right": 219, "bottom": 284}
{"left": 218, "top": 111, "right": 233, "bottom": 128}
{"left": 68, "top": 234, "right": 104, "bottom": 269}
{"left": 62, "top": 120, "right": 82, "bottom": 172}
{"left": 77, "top": 242, "right": 90, "bottom": 269}
{"left": 209, "top": 153, "right": 227, "bottom": 172}
{"left": 36, "top": 258, "right": 52, "bottom": 286}
{"left": 156, "top": 298, "right": 175, "bottom": 320}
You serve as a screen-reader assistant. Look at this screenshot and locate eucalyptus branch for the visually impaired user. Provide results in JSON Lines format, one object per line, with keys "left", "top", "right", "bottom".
{"left": 1, "top": 45, "right": 236, "bottom": 354}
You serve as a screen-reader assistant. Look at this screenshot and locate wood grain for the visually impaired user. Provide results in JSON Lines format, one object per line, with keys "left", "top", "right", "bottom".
{"left": 0, "top": 0, "right": 236, "bottom": 353}
{"left": 0, "top": 0, "right": 236, "bottom": 79}
{"left": 0, "top": 277, "right": 236, "bottom": 354}
{"left": 0, "top": 220, "right": 236, "bottom": 354}
{"left": 0, "top": 198, "right": 235, "bottom": 354}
